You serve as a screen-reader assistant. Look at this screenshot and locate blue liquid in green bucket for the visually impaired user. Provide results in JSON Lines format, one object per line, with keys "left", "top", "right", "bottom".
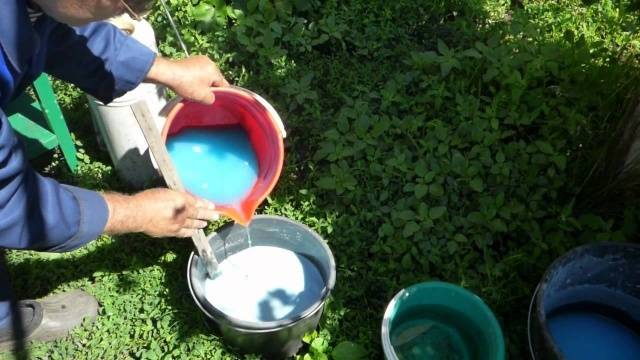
{"left": 547, "top": 306, "right": 640, "bottom": 360}
{"left": 390, "top": 305, "right": 482, "bottom": 360}
{"left": 202, "top": 246, "right": 325, "bottom": 322}
{"left": 167, "top": 126, "right": 258, "bottom": 205}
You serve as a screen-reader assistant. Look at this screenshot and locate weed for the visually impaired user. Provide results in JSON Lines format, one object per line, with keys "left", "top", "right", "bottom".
{"left": 5, "top": 0, "right": 640, "bottom": 359}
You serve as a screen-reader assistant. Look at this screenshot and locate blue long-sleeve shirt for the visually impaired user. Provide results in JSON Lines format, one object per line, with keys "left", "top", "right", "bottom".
{"left": 0, "top": 0, "right": 156, "bottom": 251}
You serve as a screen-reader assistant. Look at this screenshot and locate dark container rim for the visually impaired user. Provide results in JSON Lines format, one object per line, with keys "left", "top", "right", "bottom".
{"left": 529, "top": 241, "right": 640, "bottom": 359}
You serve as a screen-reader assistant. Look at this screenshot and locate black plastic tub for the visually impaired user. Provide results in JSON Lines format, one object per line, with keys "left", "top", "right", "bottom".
{"left": 528, "top": 242, "right": 640, "bottom": 359}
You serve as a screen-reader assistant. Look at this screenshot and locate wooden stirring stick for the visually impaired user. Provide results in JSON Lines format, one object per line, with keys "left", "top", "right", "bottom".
{"left": 132, "top": 101, "right": 219, "bottom": 278}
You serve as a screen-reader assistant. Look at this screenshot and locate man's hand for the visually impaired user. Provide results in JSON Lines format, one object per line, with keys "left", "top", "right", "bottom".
{"left": 146, "top": 56, "right": 230, "bottom": 104}
{"left": 102, "top": 189, "right": 218, "bottom": 238}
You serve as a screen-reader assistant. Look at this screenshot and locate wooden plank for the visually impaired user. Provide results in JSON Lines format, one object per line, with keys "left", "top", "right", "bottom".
{"left": 131, "top": 101, "right": 219, "bottom": 277}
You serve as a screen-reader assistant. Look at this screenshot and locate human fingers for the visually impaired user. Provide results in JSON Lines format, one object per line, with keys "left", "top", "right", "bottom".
{"left": 176, "top": 228, "right": 196, "bottom": 238}
{"left": 191, "top": 88, "right": 215, "bottom": 104}
{"left": 183, "top": 219, "right": 208, "bottom": 229}
{"left": 194, "top": 208, "right": 219, "bottom": 222}
{"left": 210, "top": 74, "right": 229, "bottom": 88}
{"left": 186, "top": 197, "right": 218, "bottom": 221}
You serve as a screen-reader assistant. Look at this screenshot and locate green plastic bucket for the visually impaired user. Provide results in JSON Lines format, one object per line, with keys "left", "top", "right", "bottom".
{"left": 381, "top": 281, "right": 505, "bottom": 360}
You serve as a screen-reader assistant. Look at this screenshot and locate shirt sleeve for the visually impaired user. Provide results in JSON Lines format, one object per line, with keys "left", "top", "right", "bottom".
{"left": 43, "top": 21, "right": 156, "bottom": 104}
{"left": 0, "top": 106, "right": 109, "bottom": 252}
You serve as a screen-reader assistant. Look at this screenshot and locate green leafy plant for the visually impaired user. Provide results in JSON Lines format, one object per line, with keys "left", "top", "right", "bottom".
{"left": 7, "top": 1, "right": 640, "bottom": 359}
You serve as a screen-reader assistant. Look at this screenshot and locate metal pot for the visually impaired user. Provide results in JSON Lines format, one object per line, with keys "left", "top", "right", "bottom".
{"left": 187, "top": 215, "right": 336, "bottom": 358}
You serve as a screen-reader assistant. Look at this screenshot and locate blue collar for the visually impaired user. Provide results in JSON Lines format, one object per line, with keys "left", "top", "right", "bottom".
{"left": 0, "top": 0, "right": 38, "bottom": 73}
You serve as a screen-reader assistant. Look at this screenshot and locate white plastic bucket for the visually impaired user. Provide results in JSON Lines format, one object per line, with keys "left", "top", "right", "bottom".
{"left": 87, "top": 16, "right": 167, "bottom": 188}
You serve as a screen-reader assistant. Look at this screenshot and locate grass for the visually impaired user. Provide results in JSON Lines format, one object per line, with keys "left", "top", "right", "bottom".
{"left": 4, "top": 0, "right": 640, "bottom": 359}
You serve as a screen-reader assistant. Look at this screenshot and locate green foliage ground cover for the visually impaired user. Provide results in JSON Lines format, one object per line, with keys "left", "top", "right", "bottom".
{"left": 5, "top": 0, "right": 640, "bottom": 359}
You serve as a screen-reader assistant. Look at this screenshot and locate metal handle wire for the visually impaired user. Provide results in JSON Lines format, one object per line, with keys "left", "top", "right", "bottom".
{"left": 158, "top": 0, "right": 190, "bottom": 57}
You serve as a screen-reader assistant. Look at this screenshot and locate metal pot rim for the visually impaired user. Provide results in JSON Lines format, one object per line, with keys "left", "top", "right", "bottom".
{"left": 187, "top": 215, "right": 336, "bottom": 331}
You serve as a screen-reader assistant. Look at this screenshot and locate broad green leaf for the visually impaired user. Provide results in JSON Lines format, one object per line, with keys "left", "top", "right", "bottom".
{"left": 430, "top": 184, "right": 445, "bottom": 197}
{"left": 462, "top": 48, "right": 482, "bottom": 58}
{"left": 403, "top": 222, "right": 420, "bottom": 237}
{"left": 491, "top": 219, "right": 508, "bottom": 232}
{"left": 316, "top": 177, "right": 336, "bottom": 189}
{"left": 440, "top": 60, "right": 455, "bottom": 77}
{"left": 552, "top": 155, "right": 567, "bottom": 170}
{"left": 311, "top": 336, "right": 329, "bottom": 353}
{"left": 429, "top": 206, "right": 447, "bottom": 219}
{"left": 261, "top": 28, "right": 275, "bottom": 48}
{"left": 397, "top": 210, "right": 415, "bottom": 221}
{"left": 415, "top": 161, "right": 428, "bottom": 177}
{"left": 332, "top": 341, "right": 367, "bottom": 360}
{"left": 303, "top": 331, "right": 317, "bottom": 344}
{"left": 535, "top": 140, "right": 554, "bottom": 154}
{"left": 401, "top": 253, "right": 413, "bottom": 269}
{"left": 418, "top": 203, "right": 430, "bottom": 218}
{"left": 295, "top": 0, "right": 313, "bottom": 11}
{"left": 467, "top": 212, "right": 484, "bottom": 223}
{"left": 483, "top": 67, "right": 499, "bottom": 81}
{"left": 454, "top": 234, "right": 468, "bottom": 243}
{"left": 470, "top": 178, "right": 484, "bottom": 192}
{"left": 451, "top": 152, "right": 466, "bottom": 171}
{"left": 441, "top": 62, "right": 453, "bottom": 77}
{"left": 213, "top": 0, "right": 226, "bottom": 8}
{"left": 191, "top": 3, "right": 214, "bottom": 22}
{"left": 247, "top": 0, "right": 258, "bottom": 12}
{"left": 437, "top": 39, "right": 450, "bottom": 55}
{"left": 414, "top": 184, "right": 429, "bottom": 199}
{"left": 424, "top": 171, "right": 436, "bottom": 183}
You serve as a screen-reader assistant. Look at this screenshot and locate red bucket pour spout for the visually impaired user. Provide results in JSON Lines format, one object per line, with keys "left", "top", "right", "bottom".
{"left": 161, "top": 87, "right": 285, "bottom": 225}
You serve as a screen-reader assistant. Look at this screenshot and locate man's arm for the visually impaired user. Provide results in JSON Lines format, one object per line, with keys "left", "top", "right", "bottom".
{"left": 34, "top": 19, "right": 223, "bottom": 242}
{"left": 0, "top": 106, "right": 107, "bottom": 251}
{"left": 44, "top": 20, "right": 229, "bottom": 105}
{"left": 145, "top": 55, "right": 229, "bottom": 104}
{"left": 44, "top": 20, "right": 156, "bottom": 104}
{"left": 0, "top": 107, "right": 219, "bottom": 252}
{"left": 101, "top": 189, "right": 217, "bottom": 238}
{"left": 0, "top": 21, "right": 220, "bottom": 249}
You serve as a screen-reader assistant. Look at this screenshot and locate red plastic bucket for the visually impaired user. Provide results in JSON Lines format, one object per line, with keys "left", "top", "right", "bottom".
{"left": 161, "top": 87, "right": 285, "bottom": 225}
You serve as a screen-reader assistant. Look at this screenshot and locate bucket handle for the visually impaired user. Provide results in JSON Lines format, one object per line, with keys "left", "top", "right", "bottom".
{"left": 527, "top": 283, "right": 540, "bottom": 360}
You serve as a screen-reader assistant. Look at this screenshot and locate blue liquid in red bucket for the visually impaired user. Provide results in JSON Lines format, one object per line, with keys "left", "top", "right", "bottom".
{"left": 167, "top": 126, "right": 258, "bottom": 205}
{"left": 547, "top": 306, "right": 640, "bottom": 360}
